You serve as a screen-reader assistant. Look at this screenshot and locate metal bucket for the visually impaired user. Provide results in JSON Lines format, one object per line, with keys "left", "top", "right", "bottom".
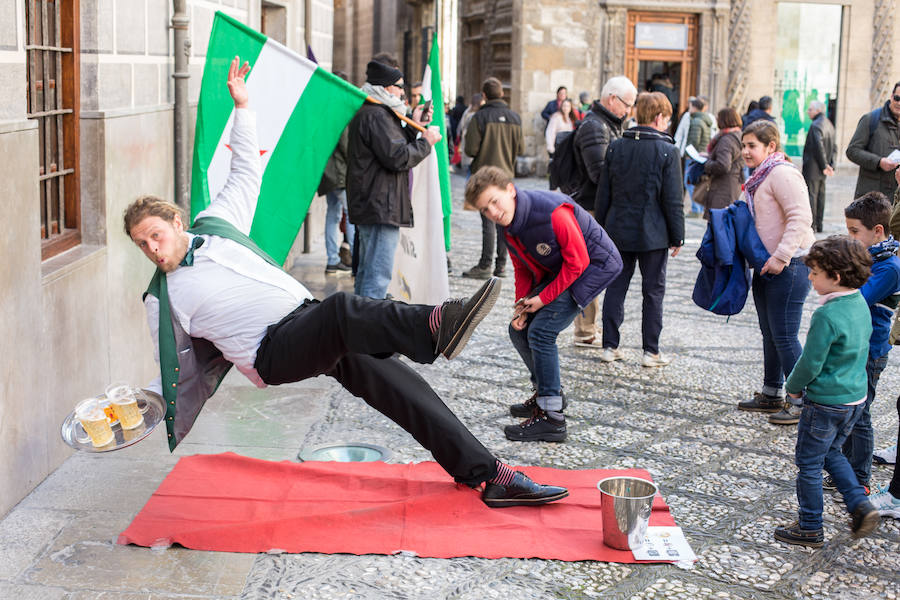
{"left": 597, "top": 476, "right": 658, "bottom": 550}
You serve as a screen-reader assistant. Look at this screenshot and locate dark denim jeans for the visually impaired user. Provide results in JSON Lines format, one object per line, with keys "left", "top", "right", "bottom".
{"left": 752, "top": 257, "right": 810, "bottom": 397}
{"left": 354, "top": 223, "right": 399, "bottom": 299}
{"left": 795, "top": 400, "right": 868, "bottom": 530}
{"left": 842, "top": 353, "right": 889, "bottom": 485}
{"left": 508, "top": 290, "right": 580, "bottom": 411}
{"left": 325, "top": 189, "right": 354, "bottom": 265}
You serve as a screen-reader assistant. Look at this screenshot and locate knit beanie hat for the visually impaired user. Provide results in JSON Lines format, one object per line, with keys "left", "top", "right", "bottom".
{"left": 366, "top": 60, "right": 403, "bottom": 87}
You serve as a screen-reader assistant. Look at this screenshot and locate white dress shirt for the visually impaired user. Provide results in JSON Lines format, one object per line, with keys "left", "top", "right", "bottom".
{"left": 144, "top": 109, "right": 312, "bottom": 393}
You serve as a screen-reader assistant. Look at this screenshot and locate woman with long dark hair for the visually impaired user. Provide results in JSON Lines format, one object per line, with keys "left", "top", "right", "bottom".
{"left": 736, "top": 120, "right": 815, "bottom": 424}
{"left": 545, "top": 98, "right": 577, "bottom": 156}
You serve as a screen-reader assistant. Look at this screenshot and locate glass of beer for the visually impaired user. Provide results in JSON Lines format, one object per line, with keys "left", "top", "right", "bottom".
{"left": 106, "top": 383, "right": 147, "bottom": 430}
{"left": 75, "top": 398, "right": 115, "bottom": 447}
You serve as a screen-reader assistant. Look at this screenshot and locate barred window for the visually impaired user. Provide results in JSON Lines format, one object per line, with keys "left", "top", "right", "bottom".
{"left": 26, "top": 0, "right": 80, "bottom": 260}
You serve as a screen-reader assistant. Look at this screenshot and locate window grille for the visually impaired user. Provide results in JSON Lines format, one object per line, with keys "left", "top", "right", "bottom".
{"left": 26, "top": 0, "right": 79, "bottom": 259}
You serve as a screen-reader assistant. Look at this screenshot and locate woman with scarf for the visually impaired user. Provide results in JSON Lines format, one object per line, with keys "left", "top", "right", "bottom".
{"left": 700, "top": 107, "right": 744, "bottom": 218}
{"left": 736, "top": 119, "right": 815, "bottom": 424}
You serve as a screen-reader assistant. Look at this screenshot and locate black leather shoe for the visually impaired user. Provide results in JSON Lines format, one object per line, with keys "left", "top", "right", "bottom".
{"left": 509, "top": 391, "right": 568, "bottom": 418}
{"left": 774, "top": 521, "right": 824, "bottom": 547}
{"left": 435, "top": 277, "right": 500, "bottom": 359}
{"left": 504, "top": 410, "right": 567, "bottom": 442}
{"left": 482, "top": 471, "right": 569, "bottom": 508}
{"left": 738, "top": 392, "right": 783, "bottom": 413}
{"left": 850, "top": 500, "right": 880, "bottom": 539}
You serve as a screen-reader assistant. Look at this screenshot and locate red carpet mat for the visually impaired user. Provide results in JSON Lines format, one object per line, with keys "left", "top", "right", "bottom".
{"left": 118, "top": 453, "right": 677, "bottom": 562}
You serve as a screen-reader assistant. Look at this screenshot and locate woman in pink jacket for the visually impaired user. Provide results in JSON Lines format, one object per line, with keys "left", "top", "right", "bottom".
{"left": 736, "top": 120, "right": 815, "bottom": 424}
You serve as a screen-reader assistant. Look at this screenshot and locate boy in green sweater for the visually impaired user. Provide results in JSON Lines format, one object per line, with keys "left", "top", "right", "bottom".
{"left": 774, "top": 236, "right": 881, "bottom": 547}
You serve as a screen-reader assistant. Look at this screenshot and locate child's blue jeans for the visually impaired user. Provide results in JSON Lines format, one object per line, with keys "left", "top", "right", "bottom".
{"left": 508, "top": 291, "right": 580, "bottom": 412}
{"left": 795, "top": 400, "right": 868, "bottom": 530}
{"left": 842, "top": 353, "right": 889, "bottom": 486}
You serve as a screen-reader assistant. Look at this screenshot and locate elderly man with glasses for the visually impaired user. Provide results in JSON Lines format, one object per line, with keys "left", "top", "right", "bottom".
{"left": 847, "top": 82, "right": 900, "bottom": 199}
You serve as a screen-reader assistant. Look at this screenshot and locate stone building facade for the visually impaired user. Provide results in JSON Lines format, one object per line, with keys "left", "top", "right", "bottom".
{"left": 459, "top": 0, "right": 899, "bottom": 174}
{"left": 0, "top": 0, "right": 334, "bottom": 517}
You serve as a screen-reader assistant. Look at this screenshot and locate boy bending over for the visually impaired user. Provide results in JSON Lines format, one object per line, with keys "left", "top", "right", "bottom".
{"left": 465, "top": 166, "right": 622, "bottom": 442}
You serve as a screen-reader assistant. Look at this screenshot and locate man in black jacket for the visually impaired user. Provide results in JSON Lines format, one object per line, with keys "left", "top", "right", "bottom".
{"left": 346, "top": 58, "right": 441, "bottom": 298}
{"left": 569, "top": 75, "right": 637, "bottom": 347}
{"left": 462, "top": 77, "right": 524, "bottom": 279}
{"left": 596, "top": 92, "right": 685, "bottom": 367}
{"left": 742, "top": 95, "right": 776, "bottom": 128}
{"left": 802, "top": 100, "right": 836, "bottom": 233}
{"left": 541, "top": 86, "right": 568, "bottom": 122}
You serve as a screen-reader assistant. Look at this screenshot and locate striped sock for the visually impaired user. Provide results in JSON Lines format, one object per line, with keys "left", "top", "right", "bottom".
{"left": 489, "top": 461, "right": 516, "bottom": 486}
{"left": 428, "top": 305, "right": 442, "bottom": 336}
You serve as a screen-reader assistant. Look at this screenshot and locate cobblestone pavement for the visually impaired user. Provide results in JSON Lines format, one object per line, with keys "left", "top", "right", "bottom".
{"left": 1, "top": 169, "right": 898, "bottom": 600}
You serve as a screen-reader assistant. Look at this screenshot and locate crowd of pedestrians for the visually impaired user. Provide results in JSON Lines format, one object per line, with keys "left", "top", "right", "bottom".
{"left": 310, "top": 56, "right": 900, "bottom": 541}
{"left": 526, "top": 77, "right": 900, "bottom": 546}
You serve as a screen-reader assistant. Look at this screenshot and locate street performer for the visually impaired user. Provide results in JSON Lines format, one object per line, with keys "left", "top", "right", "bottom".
{"left": 125, "top": 56, "right": 568, "bottom": 508}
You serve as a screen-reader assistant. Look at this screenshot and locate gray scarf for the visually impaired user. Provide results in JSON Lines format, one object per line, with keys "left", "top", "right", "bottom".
{"left": 362, "top": 82, "right": 406, "bottom": 115}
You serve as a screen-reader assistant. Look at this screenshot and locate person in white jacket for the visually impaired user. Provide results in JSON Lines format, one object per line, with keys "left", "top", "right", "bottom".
{"left": 545, "top": 98, "right": 577, "bottom": 155}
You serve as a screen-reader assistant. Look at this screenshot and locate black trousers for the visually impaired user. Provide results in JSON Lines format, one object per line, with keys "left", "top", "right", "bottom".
{"left": 254, "top": 292, "right": 497, "bottom": 486}
{"left": 601, "top": 248, "right": 668, "bottom": 354}
{"left": 807, "top": 176, "right": 826, "bottom": 233}
{"left": 479, "top": 213, "right": 507, "bottom": 269}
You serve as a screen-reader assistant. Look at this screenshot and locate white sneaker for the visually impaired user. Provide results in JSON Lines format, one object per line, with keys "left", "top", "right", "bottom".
{"left": 599, "top": 347, "right": 625, "bottom": 362}
{"left": 869, "top": 486, "right": 900, "bottom": 518}
{"left": 641, "top": 351, "right": 671, "bottom": 367}
{"left": 873, "top": 444, "right": 897, "bottom": 465}
{"left": 574, "top": 336, "right": 603, "bottom": 349}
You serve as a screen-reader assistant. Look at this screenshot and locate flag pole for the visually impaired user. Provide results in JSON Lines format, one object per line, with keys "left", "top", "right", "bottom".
{"left": 365, "top": 96, "right": 427, "bottom": 133}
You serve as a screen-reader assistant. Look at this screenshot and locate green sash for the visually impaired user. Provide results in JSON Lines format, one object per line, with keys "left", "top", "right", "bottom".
{"left": 143, "top": 216, "right": 281, "bottom": 450}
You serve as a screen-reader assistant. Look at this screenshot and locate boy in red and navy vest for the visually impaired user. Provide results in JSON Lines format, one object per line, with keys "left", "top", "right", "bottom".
{"left": 465, "top": 166, "right": 623, "bottom": 441}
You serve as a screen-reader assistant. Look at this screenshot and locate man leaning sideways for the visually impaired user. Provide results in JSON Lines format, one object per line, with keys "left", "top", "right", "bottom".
{"left": 126, "top": 57, "right": 568, "bottom": 509}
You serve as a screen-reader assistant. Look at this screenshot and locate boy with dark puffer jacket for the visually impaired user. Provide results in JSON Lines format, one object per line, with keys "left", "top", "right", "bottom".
{"left": 465, "top": 166, "right": 623, "bottom": 442}
{"left": 840, "top": 193, "right": 900, "bottom": 511}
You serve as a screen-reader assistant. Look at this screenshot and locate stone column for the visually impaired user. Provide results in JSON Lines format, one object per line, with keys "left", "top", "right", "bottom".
{"left": 599, "top": 7, "right": 627, "bottom": 85}
{"left": 725, "top": 0, "right": 752, "bottom": 111}
{"left": 871, "top": 0, "right": 896, "bottom": 106}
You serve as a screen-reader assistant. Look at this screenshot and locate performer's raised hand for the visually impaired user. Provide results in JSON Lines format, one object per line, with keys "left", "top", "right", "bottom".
{"left": 227, "top": 56, "right": 251, "bottom": 109}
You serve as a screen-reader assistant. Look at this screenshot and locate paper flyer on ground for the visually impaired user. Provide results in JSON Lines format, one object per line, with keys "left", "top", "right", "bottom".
{"left": 631, "top": 526, "right": 697, "bottom": 562}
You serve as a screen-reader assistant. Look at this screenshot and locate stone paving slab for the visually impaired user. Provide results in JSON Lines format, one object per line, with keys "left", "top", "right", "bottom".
{"left": 1, "top": 171, "right": 898, "bottom": 599}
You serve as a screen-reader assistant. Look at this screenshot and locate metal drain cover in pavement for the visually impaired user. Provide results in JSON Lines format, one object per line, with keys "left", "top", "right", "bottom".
{"left": 297, "top": 443, "right": 392, "bottom": 462}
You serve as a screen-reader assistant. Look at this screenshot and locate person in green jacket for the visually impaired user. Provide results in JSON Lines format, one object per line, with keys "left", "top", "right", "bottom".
{"left": 684, "top": 97, "right": 714, "bottom": 217}
{"left": 774, "top": 236, "right": 881, "bottom": 548}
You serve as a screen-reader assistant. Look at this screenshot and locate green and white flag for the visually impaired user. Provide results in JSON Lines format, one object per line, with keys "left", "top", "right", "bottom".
{"left": 388, "top": 34, "right": 451, "bottom": 304}
{"left": 425, "top": 33, "right": 453, "bottom": 251}
{"left": 190, "top": 12, "right": 366, "bottom": 264}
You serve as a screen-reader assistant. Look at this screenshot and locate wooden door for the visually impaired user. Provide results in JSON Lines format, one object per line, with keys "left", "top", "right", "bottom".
{"left": 625, "top": 11, "right": 699, "bottom": 117}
